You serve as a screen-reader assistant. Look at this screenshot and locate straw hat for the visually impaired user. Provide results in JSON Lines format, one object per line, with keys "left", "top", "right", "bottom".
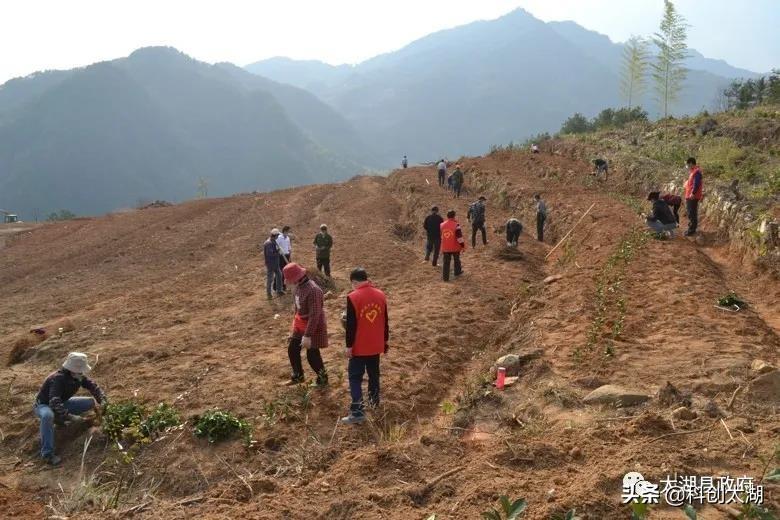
{"left": 62, "top": 352, "right": 91, "bottom": 375}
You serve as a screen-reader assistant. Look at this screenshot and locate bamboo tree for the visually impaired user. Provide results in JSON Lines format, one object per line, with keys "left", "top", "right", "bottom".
{"left": 621, "top": 36, "right": 649, "bottom": 110}
{"left": 651, "top": 0, "right": 689, "bottom": 118}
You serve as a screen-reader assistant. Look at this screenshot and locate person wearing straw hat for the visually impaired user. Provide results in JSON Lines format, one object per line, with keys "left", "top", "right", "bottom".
{"left": 33, "top": 352, "right": 107, "bottom": 466}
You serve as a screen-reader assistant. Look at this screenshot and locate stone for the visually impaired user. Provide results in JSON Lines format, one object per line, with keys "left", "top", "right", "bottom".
{"left": 543, "top": 274, "right": 563, "bottom": 284}
{"left": 751, "top": 359, "right": 776, "bottom": 375}
{"left": 583, "top": 385, "right": 651, "bottom": 407}
{"left": 704, "top": 400, "right": 725, "bottom": 418}
{"left": 492, "top": 349, "right": 543, "bottom": 377}
{"left": 747, "top": 370, "right": 780, "bottom": 404}
{"left": 671, "top": 407, "right": 697, "bottom": 421}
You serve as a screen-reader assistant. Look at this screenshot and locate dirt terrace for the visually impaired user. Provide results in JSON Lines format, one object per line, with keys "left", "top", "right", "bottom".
{"left": 0, "top": 150, "right": 778, "bottom": 519}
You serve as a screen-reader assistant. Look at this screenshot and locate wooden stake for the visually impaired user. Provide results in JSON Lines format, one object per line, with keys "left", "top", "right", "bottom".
{"left": 545, "top": 202, "right": 596, "bottom": 260}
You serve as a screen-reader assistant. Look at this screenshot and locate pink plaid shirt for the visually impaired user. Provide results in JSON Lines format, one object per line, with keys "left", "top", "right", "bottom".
{"left": 292, "top": 278, "right": 329, "bottom": 348}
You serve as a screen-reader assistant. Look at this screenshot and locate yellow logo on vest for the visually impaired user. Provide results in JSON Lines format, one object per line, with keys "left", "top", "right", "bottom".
{"left": 360, "top": 303, "right": 382, "bottom": 323}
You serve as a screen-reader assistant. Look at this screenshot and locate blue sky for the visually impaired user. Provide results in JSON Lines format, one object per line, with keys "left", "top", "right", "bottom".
{"left": 0, "top": 0, "right": 777, "bottom": 83}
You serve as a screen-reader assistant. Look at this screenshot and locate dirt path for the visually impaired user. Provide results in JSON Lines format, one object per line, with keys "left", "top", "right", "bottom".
{"left": 0, "top": 152, "right": 777, "bottom": 519}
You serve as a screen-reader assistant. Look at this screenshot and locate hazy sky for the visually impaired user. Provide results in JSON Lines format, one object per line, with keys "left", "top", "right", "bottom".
{"left": 1, "top": 0, "right": 777, "bottom": 83}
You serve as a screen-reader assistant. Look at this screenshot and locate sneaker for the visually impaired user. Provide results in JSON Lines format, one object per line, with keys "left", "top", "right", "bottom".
{"left": 43, "top": 454, "right": 62, "bottom": 466}
{"left": 340, "top": 413, "right": 366, "bottom": 425}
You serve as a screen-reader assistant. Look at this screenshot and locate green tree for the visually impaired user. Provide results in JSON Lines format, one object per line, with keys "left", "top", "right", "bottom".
{"left": 46, "top": 209, "right": 76, "bottom": 221}
{"left": 560, "top": 113, "right": 591, "bottom": 134}
{"left": 651, "top": 0, "right": 689, "bottom": 118}
{"left": 621, "top": 35, "right": 650, "bottom": 110}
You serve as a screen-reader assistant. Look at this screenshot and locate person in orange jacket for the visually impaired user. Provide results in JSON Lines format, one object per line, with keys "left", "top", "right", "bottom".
{"left": 440, "top": 210, "right": 465, "bottom": 281}
{"left": 341, "top": 268, "right": 389, "bottom": 425}
{"left": 683, "top": 157, "right": 703, "bottom": 236}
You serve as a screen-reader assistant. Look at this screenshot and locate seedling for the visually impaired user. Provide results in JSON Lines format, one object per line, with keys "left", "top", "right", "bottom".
{"left": 481, "top": 495, "right": 527, "bottom": 520}
{"left": 717, "top": 292, "right": 746, "bottom": 308}
{"left": 440, "top": 400, "right": 456, "bottom": 415}
{"left": 102, "top": 401, "right": 145, "bottom": 444}
{"left": 139, "top": 403, "right": 181, "bottom": 439}
{"left": 193, "top": 409, "right": 252, "bottom": 445}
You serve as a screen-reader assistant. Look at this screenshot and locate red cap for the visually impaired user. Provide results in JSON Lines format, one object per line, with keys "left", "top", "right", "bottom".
{"left": 283, "top": 263, "right": 306, "bottom": 284}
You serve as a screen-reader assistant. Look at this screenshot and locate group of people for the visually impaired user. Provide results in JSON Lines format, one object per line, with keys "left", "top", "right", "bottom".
{"left": 263, "top": 225, "right": 333, "bottom": 299}
{"left": 436, "top": 159, "right": 465, "bottom": 198}
{"left": 645, "top": 157, "right": 703, "bottom": 237}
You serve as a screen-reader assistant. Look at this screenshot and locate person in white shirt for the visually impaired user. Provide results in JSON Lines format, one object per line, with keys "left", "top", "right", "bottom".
{"left": 436, "top": 159, "right": 446, "bottom": 187}
{"left": 277, "top": 226, "right": 292, "bottom": 289}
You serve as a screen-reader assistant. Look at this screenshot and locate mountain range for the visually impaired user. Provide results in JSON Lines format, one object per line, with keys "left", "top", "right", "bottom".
{"left": 1, "top": 8, "right": 760, "bottom": 218}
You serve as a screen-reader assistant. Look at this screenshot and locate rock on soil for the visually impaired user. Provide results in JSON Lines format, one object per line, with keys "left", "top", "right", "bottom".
{"left": 583, "top": 385, "right": 651, "bottom": 407}
{"left": 543, "top": 274, "right": 563, "bottom": 284}
{"left": 671, "top": 407, "right": 697, "bottom": 421}
{"left": 747, "top": 370, "right": 780, "bottom": 404}
{"left": 751, "top": 359, "right": 777, "bottom": 375}
{"left": 492, "top": 349, "right": 544, "bottom": 377}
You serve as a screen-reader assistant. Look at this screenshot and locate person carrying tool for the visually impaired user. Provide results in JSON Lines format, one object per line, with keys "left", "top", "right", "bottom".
{"left": 645, "top": 192, "right": 678, "bottom": 235}
{"left": 282, "top": 263, "right": 329, "bottom": 386}
{"left": 534, "top": 194, "right": 548, "bottom": 242}
{"left": 451, "top": 165, "right": 465, "bottom": 198}
{"left": 313, "top": 224, "right": 333, "bottom": 276}
{"left": 440, "top": 210, "right": 465, "bottom": 281}
{"left": 436, "top": 159, "right": 447, "bottom": 187}
{"left": 34, "top": 352, "right": 108, "bottom": 465}
{"left": 264, "top": 228, "right": 285, "bottom": 299}
{"left": 506, "top": 218, "right": 523, "bottom": 247}
{"left": 683, "top": 157, "right": 703, "bottom": 236}
{"left": 340, "top": 268, "right": 389, "bottom": 425}
{"left": 423, "top": 206, "right": 444, "bottom": 266}
{"left": 467, "top": 196, "right": 488, "bottom": 247}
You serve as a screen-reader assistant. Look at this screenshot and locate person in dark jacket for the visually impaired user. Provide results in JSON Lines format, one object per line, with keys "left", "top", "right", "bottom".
{"left": 646, "top": 192, "right": 678, "bottom": 235}
{"left": 34, "top": 352, "right": 107, "bottom": 465}
{"left": 467, "top": 196, "right": 488, "bottom": 247}
{"left": 282, "top": 263, "right": 329, "bottom": 386}
{"left": 341, "top": 268, "right": 389, "bottom": 425}
{"left": 506, "top": 218, "right": 523, "bottom": 247}
{"left": 263, "top": 228, "right": 284, "bottom": 299}
{"left": 451, "top": 166, "right": 465, "bottom": 198}
{"left": 423, "top": 206, "right": 444, "bottom": 266}
{"left": 593, "top": 159, "right": 608, "bottom": 181}
{"left": 402, "top": 155, "right": 408, "bottom": 169}
{"left": 313, "top": 224, "right": 333, "bottom": 276}
{"left": 660, "top": 193, "right": 682, "bottom": 223}
{"left": 534, "top": 194, "right": 547, "bottom": 242}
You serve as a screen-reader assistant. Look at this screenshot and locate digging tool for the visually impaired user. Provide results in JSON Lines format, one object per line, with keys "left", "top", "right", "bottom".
{"left": 544, "top": 202, "right": 596, "bottom": 260}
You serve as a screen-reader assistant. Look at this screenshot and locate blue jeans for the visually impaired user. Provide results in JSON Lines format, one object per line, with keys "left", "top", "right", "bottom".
{"left": 34, "top": 397, "right": 95, "bottom": 457}
{"left": 646, "top": 219, "right": 678, "bottom": 234}
{"left": 266, "top": 263, "right": 283, "bottom": 296}
{"left": 348, "top": 355, "right": 380, "bottom": 416}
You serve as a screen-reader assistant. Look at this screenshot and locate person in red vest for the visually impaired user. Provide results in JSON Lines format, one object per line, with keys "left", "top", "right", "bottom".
{"left": 341, "top": 268, "right": 389, "bottom": 425}
{"left": 440, "top": 210, "right": 465, "bottom": 281}
{"left": 683, "top": 157, "right": 703, "bottom": 236}
{"left": 282, "top": 262, "right": 329, "bottom": 387}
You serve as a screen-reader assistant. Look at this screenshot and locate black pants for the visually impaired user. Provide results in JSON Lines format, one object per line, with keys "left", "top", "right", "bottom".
{"left": 471, "top": 222, "right": 486, "bottom": 247}
{"left": 686, "top": 199, "right": 699, "bottom": 234}
{"left": 506, "top": 227, "right": 521, "bottom": 245}
{"left": 287, "top": 336, "right": 327, "bottom": 383}
{"left": 671, "top": 204, "right": 680, "bottom": 223}
{"left": 425, "top": 236, "right": 441, "bottom": 266}
{"left": 279, "top": 254, "right": 290, "bottom": 289}
{"left": 438, "top": 170, "right": 445, "bottom": 186}
{"left": 348, "top": 354, "right": 380, "bottom": 415}
{"left": 536, "top": 213, "right": 546, "bottom": 242}
{"left": 442, "top": 252, "right": 462, "bottom": 281}
{"left": 316, "top": 257, "right": 331, "bottom": 277}
{"left": 453, "top": 183, "right": 462, "bottom": 198}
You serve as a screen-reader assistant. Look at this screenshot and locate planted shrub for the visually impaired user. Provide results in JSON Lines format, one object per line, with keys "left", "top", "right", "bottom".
{"left": 717, "top": 292, "right": 746, "bottom": 308}
{"left": 193, "top": 409, "right": 252, "bottom": 444}
{"left": 139, "top": 403, "right": 181, "bottom": 438}
{"left": 102, "top": 401, "right": 145, "bottom": 443}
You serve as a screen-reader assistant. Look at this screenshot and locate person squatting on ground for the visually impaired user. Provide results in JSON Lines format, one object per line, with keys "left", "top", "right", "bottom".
{"left": 506, "top": 218, "right": 523, "bottom": 247}
{"left": 684, "top": 157, "right": 703, "bottom": 236}
{"left": 313, "top": 224, "right": 333, "bottom": 276}
{"left": 467, "top": 196, "right": 488, "bottom": 247}
{"left": 264, "top": 228, "right": 285, "bottom": 299}
{"left": 34, "top": 352, "right": 107, "bottom": 466}
{"left": 451, "top": 165, "right": 464, "bottom": 198}
{"left": 423, "top": 206, "right": 444, "bottom": 266}
{"left": 534, "top": 194, "right": 547, "bottom": 242}
{"left": 437, "top": 159, "right": 447, "bottom": 187}
{"left": 440, "top": 210, "right": 465, "bottom": 281}
{"left": 283, "top": 263, "right": 329, "bottom": 386}
{"left": 646, "top": 192, "right": 678, "bottom": 235}
{"left": 660, "top": 193, "right": 682, "bottom": 223}
{"left": 340, "top": 268, "right": 389, "bottom": 425}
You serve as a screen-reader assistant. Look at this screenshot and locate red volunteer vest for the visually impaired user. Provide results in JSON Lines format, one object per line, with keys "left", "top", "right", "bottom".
{"left": 684, "top": 166, "right": 703, "bottom": 200}
{"left": 348, "top": 282, "right": 386, "bottom": 356}
{"left": 440, "top": 218, "right": 462, "bottom": 253}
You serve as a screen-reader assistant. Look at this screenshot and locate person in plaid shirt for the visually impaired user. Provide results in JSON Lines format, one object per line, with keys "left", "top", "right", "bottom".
{"left": 282, "top": 262, "right": 329, "bottom": 386}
